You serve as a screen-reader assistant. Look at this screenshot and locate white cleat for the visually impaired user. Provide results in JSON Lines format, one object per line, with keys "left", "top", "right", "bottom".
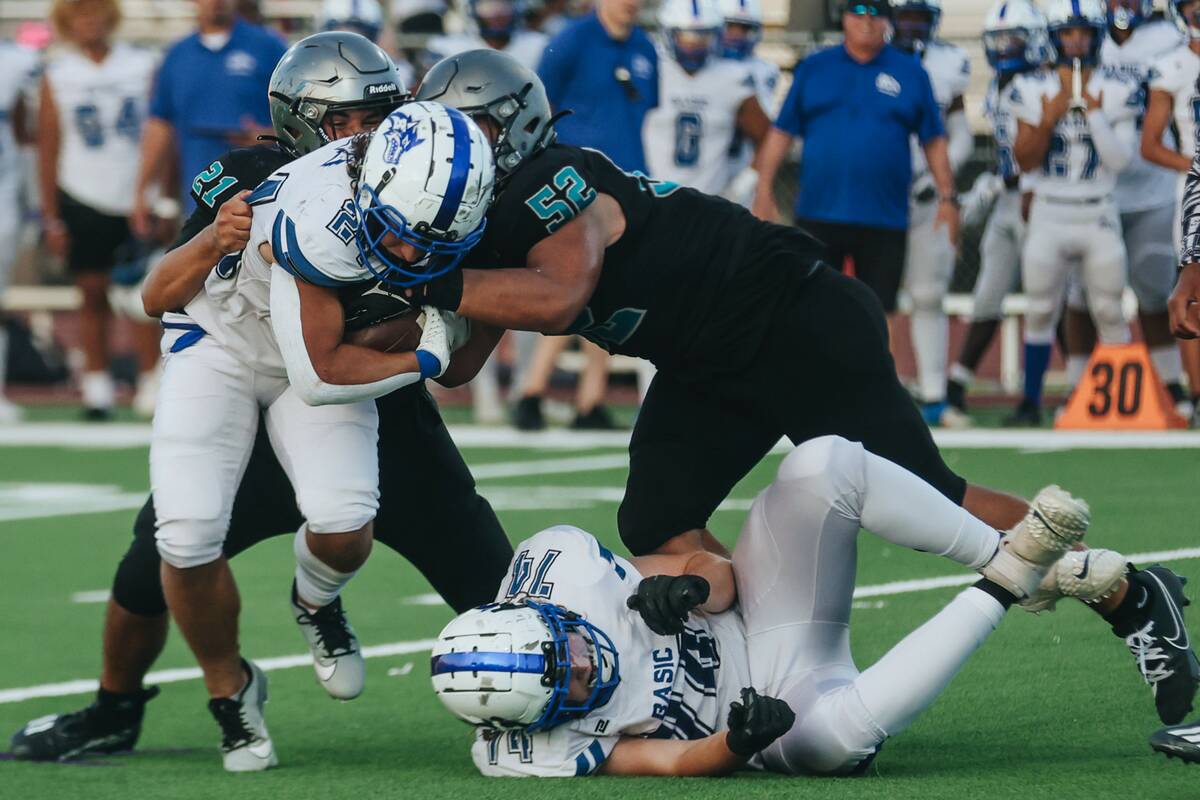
{"left": 1021, "top": 548, "right": 1130, "bottom": 613}
{"left": 207, "top": 660, "right": 277, "bottom": 772}
{"left": 980, "top": 485, "right": 1091, "bottom": 599}
{"left": 291, "top": 582, "right": 365, "bottom": 700}
{"left": 0, "top": 397, "right": 23, "bottom": 425}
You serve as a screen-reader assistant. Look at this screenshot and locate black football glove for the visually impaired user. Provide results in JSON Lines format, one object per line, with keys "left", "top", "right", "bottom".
{"left": 402, "top": 269, "right": 464, "bottom": 313}
{"left": 625, "top": 575, "right": 710, "bottom": 636}
{"left": 725, "top": 688, "right": 796, "bottom": 757}
{"left": 339, "top": 280, "right": 417, "bottom": 332}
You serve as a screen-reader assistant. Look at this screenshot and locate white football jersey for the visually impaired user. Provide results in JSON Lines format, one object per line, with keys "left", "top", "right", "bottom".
{"left": 644, "top": 54, "right": 755, "bottom": 194}
{"left": 910, "top": 40, "right": 971, "bottom": 176}
{"left": 1150, "top": 44, "right": 1200, "bottom": 162}
{"left": 1008, "top": 65, "right": 1139, "bottom": 202}
{"left": 724, "top": 55, "right": 779, "bottom": 183}
{"left": 184, "top": 139, "right": 373, "bottom": 376}
{"left": 1101, "top": 20, "right": 1186, "bottom": 212}
{"left": 472, "top": 526, "right": 751, "bottom": 778}
{"left": 45, "top": 44, "right": 156, "bottom": 215}
{"left": 0, "top": 41, "right": 37, "bottom": 178}
{"left": 984, "top": 76, "right": 1022, "bottom": 181}
{"left": 425, "top": 29, "right": 548, "bottom": 71}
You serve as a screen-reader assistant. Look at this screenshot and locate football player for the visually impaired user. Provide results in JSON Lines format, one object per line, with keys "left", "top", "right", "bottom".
{"left": 947, "top": 0, "right": 1049, "bottom": 420}
{"left": 642, "top": 0, "right": 771, "bottom": 197}
{"left": 0, "top": 37, "right": 37, "bottom": 423}
{"left": 429, "top": 436, "right": 1133, "bottom": 776}
{"left": 426, "top": 0, "right": 548, "bottom": 70}
{"left": 889, "top": 0, "right": 972, "bottom": 427}
{"left": 11, "top": 32, "right": 514, "bottom": 769}
{"left": 716, "top": 0, "right": 780, "bottom": 207}
{"left": 1142, "top": 0, "right": 1200, "bottom": 418}
{"left": 1005, "top": 0, "right": 1137, "bottom": 425}
{"left": 413, "top": 48, "right": 1199, "bottom": 725}
{"left": 1088, "top": 0, "right": 1193, "bottom": 418}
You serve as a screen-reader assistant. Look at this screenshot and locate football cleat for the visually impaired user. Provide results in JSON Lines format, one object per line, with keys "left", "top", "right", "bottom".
{"left": 1121, "top": 566, "right": 1200, "bottom": 725}
{"left": 1002, "top": 399, "right": 1043, "bottom": 428}
{"left": 1020, "top": 548, "right": 1129, "bottom": 613}
{"left": 1150, "top": 720, "right": 1200, "bottom": 764}
{"left": 207, "top": 660, "right": 276, "bottom": 772}
{"left": 512, "top": 396, "right": 546, "bottom": 431}
{"left": 291, "top": 582, "right": 365, "bottom": 700}
{"left": 980, "top": 485, "right": 1090, "bottom": 598}
{"left": 9, "top": 686, "right": 158, "bottom": 761}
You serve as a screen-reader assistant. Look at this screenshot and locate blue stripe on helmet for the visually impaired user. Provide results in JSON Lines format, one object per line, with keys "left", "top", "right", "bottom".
{"left": 430, "top": 651, "right": 547, "bottom": 675}
{"left": 691, "top": 0, "right": 700, "bottom": 16}
{"left": 432, "top": 108, "right": 472, "bottom": 233}
{"left": 1071, "top": 0, "right": 1081, "bottom": 16}
{"left": 998, "top": 2, "right": 1007, "bottom": 18}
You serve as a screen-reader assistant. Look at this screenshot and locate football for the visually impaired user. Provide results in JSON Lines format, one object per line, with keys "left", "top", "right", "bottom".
{"left": 344, "top": 308, "right": 426, "bottom": 353}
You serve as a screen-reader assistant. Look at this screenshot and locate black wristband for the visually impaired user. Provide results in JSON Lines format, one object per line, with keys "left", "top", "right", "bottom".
{"left": 423, "top": 269, "right": 464, "bottom": 312}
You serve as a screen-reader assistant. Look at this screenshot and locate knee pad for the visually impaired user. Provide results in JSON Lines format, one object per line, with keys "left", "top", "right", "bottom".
{"left": 1089, "top": 295, "right": 1130, "bottom": 344}
{"left": 154, "top": 521, "right": 226, "bottom": 569}
{"left": 777, "top": 437, "right": 867, "bottom": 514}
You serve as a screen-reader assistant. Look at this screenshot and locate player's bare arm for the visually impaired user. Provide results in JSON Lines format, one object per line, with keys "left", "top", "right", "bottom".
{"left": 599, "top": 730, "right": 749, "bottom": 776}
{"left": 1169, "top": 264, "right": 1200, "bottom": 338}
{"left": 629, "top": 549, "right": 737, "bottom": 618}
{"left": 451, "top": 195, "right": 623, "bottom": 332}
{"left": 436, "top": 322, "right": 504, "bottom": 387}
{"left": 1140, "top": 89, "right": 1191, "bottom": 173}
{"left": 141, "top": 190, "right": 253, "bottom": 317}
{"left": 735, "top": 95, "right": 771, "bottom": 151}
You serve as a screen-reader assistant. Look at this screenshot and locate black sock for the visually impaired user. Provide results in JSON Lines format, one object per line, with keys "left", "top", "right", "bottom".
{"left": 974, "top": 578, "right": 1018, "bottom": 609}
{"left": 96, "top": 686, "right": 156, "bottom": 717}
{"left": 1102, "top": 572, "right": 1151, "bottom": 636}
{"left": 958, "top": 319, "right": 1001, "bottom": 373}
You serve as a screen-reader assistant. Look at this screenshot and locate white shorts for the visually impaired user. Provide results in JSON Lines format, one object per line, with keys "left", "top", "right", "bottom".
{"left": 150, "top": 332, "right": 379, "bottom": 568}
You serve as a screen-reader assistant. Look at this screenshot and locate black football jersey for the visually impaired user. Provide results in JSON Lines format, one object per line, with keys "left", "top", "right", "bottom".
{"left": 465, "top": 144, "right": 822, "bottom": 373}
{"left": 170, "top": 144, "right": 291, "bottom": 251}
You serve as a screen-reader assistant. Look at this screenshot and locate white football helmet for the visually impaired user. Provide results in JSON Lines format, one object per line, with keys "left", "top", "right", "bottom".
{"left": 353, "top": 101, "right": 495, "bottom": 286}
{"left": 431, "top": 601, "right": 621, "bottom": 732}
{"left": 1106, "top": 0, "right": 1153, "bottom": 31}
{"left": 658, "top": 0, "right": 724, "bottom": 72}
{"left": 1168, "top": 0, "right": 1200, "bottom": 38}
{"left": 982, "top": 0, "right": 1051, "bottom": 73}
{"left": 1045, "top": 0, "right": 1106, "bottom": 65}
{"left": 891, "top": 0, "right": 942, "bottom": 52}
{"left": 716, "top": 0, "right": 763, "bottom": 59}
{"left": 317, "top": 0, "right": 384, "bottom": 42}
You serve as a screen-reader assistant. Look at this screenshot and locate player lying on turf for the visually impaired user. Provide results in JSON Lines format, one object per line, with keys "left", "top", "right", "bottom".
{"left": 411, "top": 49, "right": 1200, "bottom": 724}
{"left": 430, "top": 436, "right": 1147, "bottom": 776}
{"left": 10, "top": 33, "right": 515, "bottom": 769}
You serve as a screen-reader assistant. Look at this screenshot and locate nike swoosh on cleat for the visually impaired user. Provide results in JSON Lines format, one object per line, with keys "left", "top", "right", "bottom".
{"left": 1075, "top": 554, "right": 1091, "bottom": 580}
{"left": 314, "top": 661, "right": 337, "bottom": 682}
{"left": 247, "top": 740, "right": 274, "bottom": 760}
{"left": 1149, "top": 572, "right": 1191, "bottom": 650}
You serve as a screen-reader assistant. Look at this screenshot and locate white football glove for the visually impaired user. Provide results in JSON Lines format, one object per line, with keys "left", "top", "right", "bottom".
{"left": 416, "top": 306, "right": 451, "bottom": 379}
{"left": 443, "top": 310, "right": 473, "bottom": 353}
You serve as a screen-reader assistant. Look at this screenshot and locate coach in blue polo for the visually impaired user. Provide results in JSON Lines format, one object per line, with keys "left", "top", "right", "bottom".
{"left": 754, "top": 0, "right": 958, "bottom": 319}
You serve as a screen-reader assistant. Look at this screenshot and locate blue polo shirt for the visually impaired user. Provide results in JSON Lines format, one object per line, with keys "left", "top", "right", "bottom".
{"left": 537, "top": 12, "right": 658, "bottom": 173}
{"left": 149, "top": 21, "right": 286, "bottom": 210}
{"left": 776, "top": 43, "right": 944, "bottom": 230}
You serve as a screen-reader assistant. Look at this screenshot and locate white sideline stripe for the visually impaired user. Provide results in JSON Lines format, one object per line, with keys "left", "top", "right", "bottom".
{"left": 5, "top": 423, "right": 1200, "bottom": 451}
{"left": 70, "top": 591, "right": 110, "bottom": 604}
{"left": 9, "top": 550, "right": 1200, "bottom": 704}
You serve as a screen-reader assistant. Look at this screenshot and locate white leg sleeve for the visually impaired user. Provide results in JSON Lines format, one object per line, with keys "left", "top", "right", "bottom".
{"left": 293, "top": 524, "right": 358, "bottom": 608}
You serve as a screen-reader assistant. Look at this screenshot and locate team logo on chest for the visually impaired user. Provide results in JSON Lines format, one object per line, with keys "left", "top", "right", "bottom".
{"left": 876, "top": 72, "right": 901, "bottom": 97}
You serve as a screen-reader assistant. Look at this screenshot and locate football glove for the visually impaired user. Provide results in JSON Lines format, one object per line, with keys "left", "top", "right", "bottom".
{"left": 415, "top": 307, "right": 450, "bottom": 379}
{"left": 403, "top": 269, "right": 464, "bottom": 313}
{"left": 625, "top": 575, "right": 710, "bottom": 636}
{"left": 340, "top": 280, "right": 418, "bottom": 332}
{"left": 725, "top": 688, "right": 796, "bottom": 757}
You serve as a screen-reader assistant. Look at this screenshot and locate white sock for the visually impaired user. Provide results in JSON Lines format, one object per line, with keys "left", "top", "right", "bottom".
{"left": 860, "top": 449, "right": 1000, "bottom": 570}
{"left": 293, "top": 526, "right": 357, "bottom": 609}
{"left": 949, "top": 362, "right": 973, "bottom": 386}
{"left": 1066, "top": 354, "right": 1089, "bottom": 390}
{"left": 854, "top": 587, "right": 1005, "bottom": 735}
{"left": 1150, "top": 345, "right": 1184, "bottom": 386}
{"left": 81, "top": 371, "right": 115, "bottom": 410}
{"left": 912, "top": 310, "right": 949, "bottom": 403}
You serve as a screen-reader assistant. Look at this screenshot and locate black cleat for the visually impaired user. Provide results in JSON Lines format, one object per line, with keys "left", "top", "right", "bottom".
{"left": 1122, "top": 566, "right": 1200, "bottom": 725}
{"left": 571, "top": 404, "right": 618, "bottom": 430}
{"left": 512, "top": 396, "right": 545, "bottom": 431}
{"left": 1150, "top": 721, "right": 1200, "bottom": 764}
{"left": 9, "top": 686, "right": 158, "bottom": 761}
{"left": 81, "top": 407, "right": 114, "bottom": 423}
{"left": 1002, "top": 399, "right": 1042, "bottom": 428}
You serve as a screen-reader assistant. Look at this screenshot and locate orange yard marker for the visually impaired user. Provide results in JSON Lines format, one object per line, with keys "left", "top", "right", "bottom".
{"left": 1055, "top": 343, "right": 1188, "bottom": 430}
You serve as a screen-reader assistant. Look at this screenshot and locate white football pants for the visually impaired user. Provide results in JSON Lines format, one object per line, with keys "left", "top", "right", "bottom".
{"left": 732, "top": 436, "right": 1005, "bottom": 775}
{"left": 971, "top": 189, "right": 1024, "bottom": 323}
{"left": 903, "top": 203, "right": 956, "bottom": 402}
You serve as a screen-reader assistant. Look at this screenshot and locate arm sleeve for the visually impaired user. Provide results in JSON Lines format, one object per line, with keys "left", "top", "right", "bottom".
{"left": 269, "top": 268, "right": 422, "bottom": 406}
{"left": 773, "top": 60, "right": 805, "bottom": 136}
{"left": 1009, "top": 79, "right": 1042, "bottom": 127}
{"left": 1087, "top": 109, "right": 1133, "bottom": 174}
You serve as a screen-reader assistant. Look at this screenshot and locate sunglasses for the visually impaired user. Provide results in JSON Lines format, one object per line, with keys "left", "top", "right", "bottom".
{"left": 847, "top": 3, "right": 886, "bottom": 16}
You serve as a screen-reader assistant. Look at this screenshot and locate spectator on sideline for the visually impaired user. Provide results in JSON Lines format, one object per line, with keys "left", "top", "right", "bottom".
{"left": 0, "top": 38, "right": 37, "bottom": 424}
{"left": 131, "top": 0, "right": 285, "bottom": 229}
{"left": 514, "top": 0, "right": 658, "bottom": 431}
{"left": 38, "top": 0, "right": 162, "bottom": 420}
{"left": 754, "top": 0, "right": 959, "bottom": 338}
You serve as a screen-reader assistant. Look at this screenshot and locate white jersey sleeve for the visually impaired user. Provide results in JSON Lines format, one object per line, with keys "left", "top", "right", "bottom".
{"left": 472, "top": 725, "right": 618, "bottom": 777}
{"left": 748, "top": 56, "right": 781, "bottom": 117}
{"left": 1150, "top": 45, "right": 1200, "bottom": 161}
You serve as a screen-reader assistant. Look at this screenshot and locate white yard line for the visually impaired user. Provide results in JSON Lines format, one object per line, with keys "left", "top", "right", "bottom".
{"left": 3, "top": 422, "right": 1200, "bottom": 451}
{"left": 17, "top": 545, "right": 1200, "bottom": 706}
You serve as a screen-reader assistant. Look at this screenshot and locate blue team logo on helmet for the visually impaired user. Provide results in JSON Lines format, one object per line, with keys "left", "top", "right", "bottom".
{"left": 381, "top": 112, "right": 426, "bottom": 165}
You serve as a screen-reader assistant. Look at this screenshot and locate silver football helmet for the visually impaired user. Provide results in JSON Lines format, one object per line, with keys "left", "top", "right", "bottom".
{"left": 268, "top": 31, "right": 410, "bottom": 156}
{"left": 415, "top": 48, "right": 558, "bottom": 180}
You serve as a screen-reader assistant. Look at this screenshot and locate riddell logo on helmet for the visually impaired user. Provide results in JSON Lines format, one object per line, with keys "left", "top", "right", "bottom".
{"left": 365, "top": 82, "right": 400, "bottom": 97}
